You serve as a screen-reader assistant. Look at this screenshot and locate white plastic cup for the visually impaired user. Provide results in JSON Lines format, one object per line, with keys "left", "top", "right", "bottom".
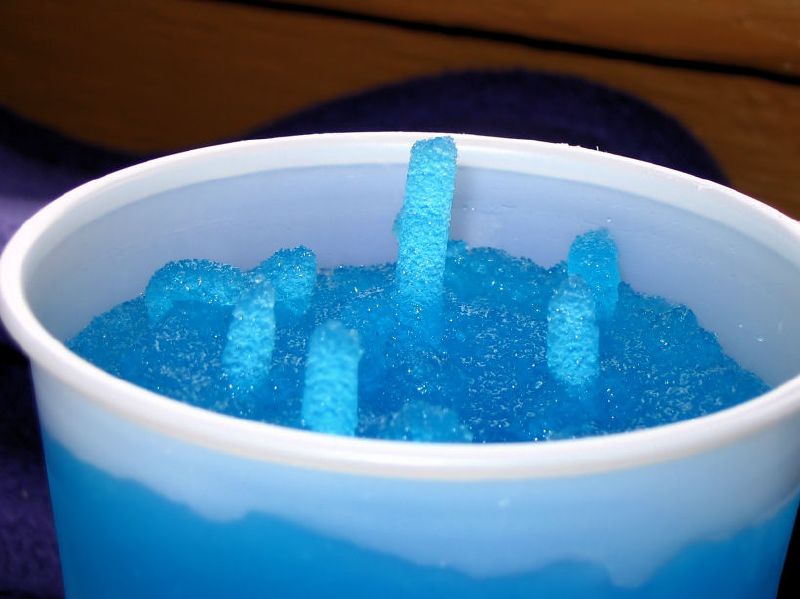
{"left": 1, "top": 133, "right": 799, "bottom": 598}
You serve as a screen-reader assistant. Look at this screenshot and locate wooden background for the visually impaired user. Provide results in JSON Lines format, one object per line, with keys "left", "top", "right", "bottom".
{"left": 0, "top": 0, "right": 798, "bottom": 216}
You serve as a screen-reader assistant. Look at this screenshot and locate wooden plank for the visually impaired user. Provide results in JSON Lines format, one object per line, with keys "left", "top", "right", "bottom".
{"left": 0, "top": 0, "right": 798, "bottom": 216}
{"left": 295, "top": 0, "right": 800, "bottom": 76}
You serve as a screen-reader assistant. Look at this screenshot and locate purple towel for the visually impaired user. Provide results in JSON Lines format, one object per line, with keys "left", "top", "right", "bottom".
{"left": 2, "top": 69, "right": 792, "bottom": 598}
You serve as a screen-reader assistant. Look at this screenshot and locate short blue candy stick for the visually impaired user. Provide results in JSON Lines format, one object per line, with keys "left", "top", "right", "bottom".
{"left": 302, "top": 321, "right": 362, "bottom": 436}
{"left": 221, "top": 276, "right": 276, "bottom": 395}
{"left": 567, "top": 228, "right": 620, "bottom": 321}
{"left": 547, "top": 276, "right": 599, "bottom": 394}
{"left": 145, "top": 259, "right": 245, "bottom": 324}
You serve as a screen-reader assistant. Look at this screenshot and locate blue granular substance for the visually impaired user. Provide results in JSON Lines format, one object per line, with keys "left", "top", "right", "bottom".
{"left": 67, "top": 240, "right": 769, "bottom": 443}
{"left": 66, "top": 136, "right": 770, "bottom": 443}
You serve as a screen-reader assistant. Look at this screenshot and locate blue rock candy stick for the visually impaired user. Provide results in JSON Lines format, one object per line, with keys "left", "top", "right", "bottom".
{"left": 302, "top": 321, "right": 363, "bottom": 436}
{"left": 250, "top": 246, "right": 317, "bottom": 321}
{"left": 222, "top": 276, "right": 276, "bottom": 394}
{"left": 393, "top": 136, "right": 458, "bottom": 309}
{"left": 145, "top": 259, "right": 245, "bottom": 324}
{"left": 567, "top": 228, "right": 620, "bottom": 320}
{"left": 547, "top": 276, "right": 599, "bottom": 391}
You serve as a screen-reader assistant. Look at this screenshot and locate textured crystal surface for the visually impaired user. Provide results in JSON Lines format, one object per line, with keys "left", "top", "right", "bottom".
{"left": 69, "top": 240, "right": 768, "bottom": 442}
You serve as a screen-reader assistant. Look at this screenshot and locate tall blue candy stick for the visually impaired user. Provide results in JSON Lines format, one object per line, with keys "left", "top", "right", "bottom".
{"left": 222, "top": 276, "right": 276, "bottom": 394}
{"left": 393, "top": 136, "right": 458, "bottom": 312}
{"left": 250, "top": 246, "right": 317, "bottom": 322}
{"left": 567, "top": 229, "right": 620, "bottom": 321}
{"left": 145, "top": 259, "right": 245, "bottom": 324}
{"left": 547, "top": 276, "right": 599, "bottom": 392}
{"left": 302, "top": 321, "right": 362, "bottom": 436}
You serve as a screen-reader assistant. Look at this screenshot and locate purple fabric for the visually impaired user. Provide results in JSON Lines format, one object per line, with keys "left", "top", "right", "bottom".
{"left": 0, "top": 147, "right": 80, "bottom": 250}
{"left": 1, "top": 346, "right": 63, "bottom": 597}
{"left": 0, "top": 69, "right": 794, "bottom": 597}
